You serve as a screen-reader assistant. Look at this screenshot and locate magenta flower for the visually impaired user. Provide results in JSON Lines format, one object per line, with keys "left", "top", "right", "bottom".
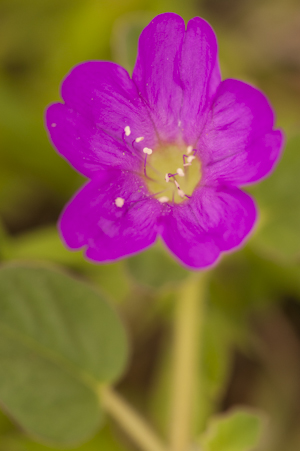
{"left": 46, "top": 13, "right": 283, "bottom": 269}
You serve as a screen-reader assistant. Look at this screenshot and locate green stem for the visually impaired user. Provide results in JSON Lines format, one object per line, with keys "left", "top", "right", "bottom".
{"left": 101, "top": 386, "right": 168, "bottom": 451}
{"left": 169, "top": 273, "right": 206, "bottom": 451}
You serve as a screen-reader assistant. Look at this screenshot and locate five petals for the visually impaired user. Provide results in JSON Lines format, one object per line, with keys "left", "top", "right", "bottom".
{"left": 46, "top": 13, "right": 283, "bottom": 269}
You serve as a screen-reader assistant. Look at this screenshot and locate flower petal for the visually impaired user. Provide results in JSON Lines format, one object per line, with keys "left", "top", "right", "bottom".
{"left": 202, "top": 79, "right": 284, "bottom": 185}
{"left": 46, "top": 103, "right": 142, "bottom": 177}
{"left": 180, "top": 17, "right": 221, "bottom": 143}
{"left": 160, "top": 186, "right": 256, "bottom": 268}
{"left": 60, "top": 170, "right": 161, "bottom": 262}
{"left": 61, "top": 62, "right": 156, "bottom": 147}
{"left": 132, "top": 13, "right": 185, "bottom": 142}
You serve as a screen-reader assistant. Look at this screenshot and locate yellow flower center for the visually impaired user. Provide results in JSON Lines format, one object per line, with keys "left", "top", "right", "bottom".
{"left": 144, "top": 144, "right": 202, "bottom": 204}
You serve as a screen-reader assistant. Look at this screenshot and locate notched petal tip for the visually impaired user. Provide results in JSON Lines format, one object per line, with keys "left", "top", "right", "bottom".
{"left": 145, "top": 12, "right": 185, "bottom": 28}
{"left": 186, "top": 16, "right": 218, "bottom": 47}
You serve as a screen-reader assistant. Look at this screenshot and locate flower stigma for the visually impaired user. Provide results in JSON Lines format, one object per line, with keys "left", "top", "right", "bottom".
{"left": 144, "top": 145, "right": 202, "bottom": 204}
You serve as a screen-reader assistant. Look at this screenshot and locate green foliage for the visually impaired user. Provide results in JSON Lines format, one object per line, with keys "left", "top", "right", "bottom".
{"left": 0, "top": 265, "right": 128, "bottom": 446}
{"left": 3, "top": 226, "right": 131, "bottom": 304}
{"left": 149, "top": 302, "right": 235, "bottom": 436}
{"left": 199, "top": 408, "right": 264, "bottom": 451}
{"left": 249, "top": 133, "right": 300, "bottom": 262}
{"left": 0, "top": 1, "right": 300, "bottom": 450}
{"left": 0, "top": 425, "right": 130, "bottom": 451}
{"left": 126, "top": 241, "right": 190, "bottom": 289}
{"left": 196, "top": 306, "right": 235, "bottom": 431}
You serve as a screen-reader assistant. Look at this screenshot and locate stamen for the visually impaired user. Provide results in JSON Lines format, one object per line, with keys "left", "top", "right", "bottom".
{"left": 124, "top": 126, "right": 131, "bottom": 136}
{"left": 187, "top": 155, "right": 196, "bottom": 163}
{"left": 173, "top": 179, "right": 186, "bottom": 199}
{"left": 115, "top": 197, "right": 125, "bottom": 208}
{"left": 135, "top": 137, "right": 144, "bottom": 143}
{"left": 158, "top": 196, "right": 169, "bottom": 203}
{"left": 143, "top": 144, "right": 200, "bottom": 205}
{"left": 144, "top": 154, "right": 148, "bottom": 177}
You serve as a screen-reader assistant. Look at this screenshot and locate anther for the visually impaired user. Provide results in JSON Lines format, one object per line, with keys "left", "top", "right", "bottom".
{"left": 135, "top": 137, "right": 144, "bottom": 143}
{"left": 187, "top": 155, "right": 196, "bottom": 163}
{"left": 165, "top": 174, "right": 170, "bottom": 183}
{"left": 124, "top": 126, "right": 131, "bottom": 136}
{"left": 177, "top": 168, "right": 184, "bottom": 177}
{"left": 115, "top": 197, "right": 125, "bottom": 208}
{"left": 158, "top": 196, "right": 169, "bottom": 203}
{"left": 143, "top": 147, "right": 153, "bottom": 155}
{"left": 187, "top": 145, "right": 193, "bottom": 155}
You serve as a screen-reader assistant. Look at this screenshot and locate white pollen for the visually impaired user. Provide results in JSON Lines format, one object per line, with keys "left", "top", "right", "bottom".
{"left": 165, "top": 173, "right": 170, "bottom": 183}
{"left": 143, "top": 147, "right": 153, "bottom": 155}
{"left": 115, "top": 197, "right": 125, "bottom": 208}
{"left": 187, "top": 155, "right": 196, "bottom": 163}
{"left": 158, "top": 196, "right": 169, "bottom": 203}
{"left": 135, "top": 137, "right": 144, "bottom": 143}
{"left": 178, "top": 189, "right": 185, "bottom": 198}
{"left": 187, "top": 145, "right": 193, "bottom": 154}
{"left": 124, "top": 126, "right": 131, "bottom": 136}
{"left": 174, "top": 180, "right": 180, "bottom": 189}
{"left": 177, "top": 168, "right": 184, "bottom": 177}
{"left": 51, "top": 123, "right": 57, "bottom": 127}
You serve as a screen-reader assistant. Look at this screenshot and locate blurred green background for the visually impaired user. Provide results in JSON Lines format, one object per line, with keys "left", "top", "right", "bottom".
{"left": 0, "top": 0, "right": 300, "bottom": 450}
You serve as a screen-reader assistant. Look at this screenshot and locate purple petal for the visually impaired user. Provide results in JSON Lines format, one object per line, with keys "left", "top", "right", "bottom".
{"left": 60, "top": 170, "right": 161, "bottom": 262}
{"left": 132, "top": 13, "right": 185, "bottom": 142}
{"left": 46, "top": 103, "right": 142, "bottom": 177}
{"left": 61, "top": 62, "right": 156, "bottom": 147}
{"left": 160, "top": 186, "right": 256, "bottom": 268}
{"left": 180, "top": 17, "right": 221, "bottom": 143}
{"left": 201, "top": 79, "right": 284, "bottom": 185}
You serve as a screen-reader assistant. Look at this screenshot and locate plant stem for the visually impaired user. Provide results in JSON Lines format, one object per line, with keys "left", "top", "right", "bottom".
{"left": 101, "top": 386, "right": 168, "bottom": 451}
{"left": 169, "top": 273, "right": 206, "bottom": 451}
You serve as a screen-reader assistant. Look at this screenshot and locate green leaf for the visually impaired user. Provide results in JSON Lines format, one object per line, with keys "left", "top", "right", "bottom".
{"left": 126, "top": 240, "right": 190, "bottom": 289}
{"left": 5, "top": 424, "right": 130, "bottom": 451}
{"left": 248, "top": 133, "right": 300, "bottom": 261}
{"left": 199, "top": 408, "right": 264, "bottom": 451}
{"left": 0, "top": 265, "right": 128, "bottom": 447}
{"left": 4, "top": 226, "right": 131, "bottom": 303}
